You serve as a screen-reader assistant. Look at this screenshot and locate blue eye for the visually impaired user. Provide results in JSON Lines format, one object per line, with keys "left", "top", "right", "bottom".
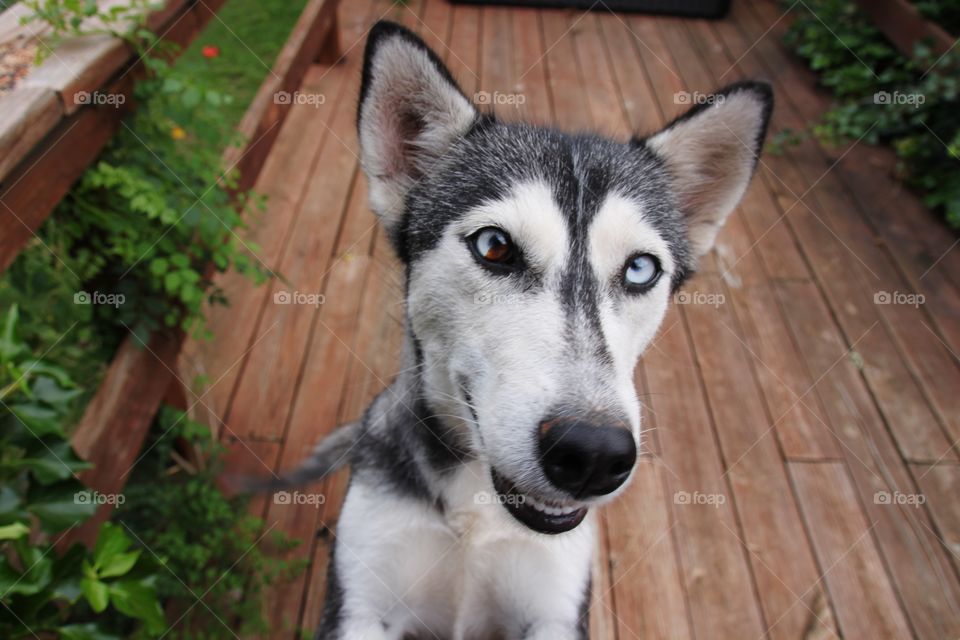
{"left": 624, "top": 254, "right": 661, "bottom": 291}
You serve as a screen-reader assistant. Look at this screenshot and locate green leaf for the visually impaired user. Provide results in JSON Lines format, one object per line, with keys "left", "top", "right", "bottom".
{"left": 8, "top": 403, "right": 66, "bottom": 438}
{"left": 93, "top": 522, "right": 131, "bottom": 568}
{"left": 163, "top": 271, "right": 182, "bottom": 294}
{"left": 27, "top": 481, "right": 96, "bottom": 531}
{"left": 0, "top": 486, "right": 22, "bottom": 520}
{"left": 12, "top": 440, "right": 90, "bottom": 485}
{"left": 149, "top": 257, "right": 168, "bottom": 275}
{"left": 0, "top": 522, "right": 29, "bottom": 540}
{"left": 30, "top": 375, "right": 82, "bottom": 407}
{"left": 0, "top": 548, "right": 53, "bottom": 596}
{"left": 58, "top": 623, "right": 122, "bottom": 640}
{"left": 99, "top": 550, "right": 140, "bottom": 579}
{"left": 109, "top": 580, "right": 166, "bottom": 633}
{"left": 81, "top": 577, "right": 109, "bottom": 612}
{"left": 0, "top": 305, "right": 24, "bottom": 363}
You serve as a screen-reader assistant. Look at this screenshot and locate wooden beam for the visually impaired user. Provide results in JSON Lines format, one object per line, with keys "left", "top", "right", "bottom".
{"left": 853, "top": 0, "right": 955, "bottom": 57}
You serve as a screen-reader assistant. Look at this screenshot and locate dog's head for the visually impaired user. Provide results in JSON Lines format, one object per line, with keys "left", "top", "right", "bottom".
{"left": 358, "top": 22, "right": 771, "bottom": 534}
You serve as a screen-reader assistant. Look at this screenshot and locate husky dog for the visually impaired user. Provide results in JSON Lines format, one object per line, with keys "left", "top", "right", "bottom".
{"left": 270, "top": 20, "right": 771, "bottom": 640}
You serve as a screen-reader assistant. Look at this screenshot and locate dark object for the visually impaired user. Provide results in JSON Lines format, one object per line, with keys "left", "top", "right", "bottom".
{"left": 450, "top": 0, "right": 731, "bottom": 19}
{"left": 538, "top": 419, "right": 638, "bottom": 497}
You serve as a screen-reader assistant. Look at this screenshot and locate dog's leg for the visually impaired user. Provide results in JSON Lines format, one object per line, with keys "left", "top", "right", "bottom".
{"left": 317, "top": 478, "right": 459, "bottom": 639}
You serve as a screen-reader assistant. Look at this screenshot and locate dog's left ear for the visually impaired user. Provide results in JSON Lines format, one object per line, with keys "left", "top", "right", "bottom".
{"left": 357, "top": 21, "right": 479, "bottom": 235}
{"left": 645, "top": 82, "right": 772, "bottom": 256}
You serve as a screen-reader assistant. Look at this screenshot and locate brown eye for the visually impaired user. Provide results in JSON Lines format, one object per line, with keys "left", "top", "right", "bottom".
{"left": 470, "top": 227, "right": 516, "bottom": 266}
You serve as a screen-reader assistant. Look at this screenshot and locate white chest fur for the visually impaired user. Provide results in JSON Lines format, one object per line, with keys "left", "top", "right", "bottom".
{"left": 333, "top": 462, "right": 595, "bottom": 639}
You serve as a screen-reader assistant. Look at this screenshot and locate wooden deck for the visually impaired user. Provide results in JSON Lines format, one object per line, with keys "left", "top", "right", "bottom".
{"left": 179, "top": 0, "right": 960, "bottom": 637}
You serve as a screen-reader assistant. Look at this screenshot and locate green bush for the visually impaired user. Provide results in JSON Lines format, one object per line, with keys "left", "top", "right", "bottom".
{"left": 781, "top": 0, "right": 960, "bottom": 228}
{"left": 116, "top": 407, "right": 304, "bottom": 639}
{"left": 0, "top": 306, "right": 164, "bottom": 639}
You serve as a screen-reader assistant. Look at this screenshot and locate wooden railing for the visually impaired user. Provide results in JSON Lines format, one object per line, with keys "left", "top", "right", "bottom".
{"left": 0, "top": 0, "right": 341, "bottom": 548}
{"left": 852, "top": 0, "right": 955, "bottom": 57}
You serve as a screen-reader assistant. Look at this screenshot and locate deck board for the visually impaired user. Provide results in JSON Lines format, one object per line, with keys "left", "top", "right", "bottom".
{"left": 184, "top": 1, "right": 960, "bottom": 637}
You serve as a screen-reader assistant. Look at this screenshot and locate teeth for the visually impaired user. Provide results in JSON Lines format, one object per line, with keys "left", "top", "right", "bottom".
{"left": 523, "top": 494, "right": 578, "bottom": 516}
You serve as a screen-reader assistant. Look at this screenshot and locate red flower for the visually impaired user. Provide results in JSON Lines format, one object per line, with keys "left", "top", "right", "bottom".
{"left": 201, "top": 45, "right": 220, "bottom": 59}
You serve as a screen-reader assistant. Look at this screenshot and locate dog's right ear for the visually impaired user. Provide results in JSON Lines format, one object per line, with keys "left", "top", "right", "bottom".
{"left": 358, "top": 21, "right": 479, "bottom": 234}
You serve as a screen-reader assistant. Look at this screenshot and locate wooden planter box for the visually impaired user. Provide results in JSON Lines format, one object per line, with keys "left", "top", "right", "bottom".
{"left": 0, "top": 0, "right": 343, "bottom": 548}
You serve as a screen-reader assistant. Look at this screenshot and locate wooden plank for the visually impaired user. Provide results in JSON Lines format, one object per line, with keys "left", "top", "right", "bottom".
{"left": 264, "top": 3, "right": 418, "bottom": 634}
{"left": 297, "top": 248, "right": 397, "bottom": 635}
{"left": 727, "top": 284, "right": 840, "bottom": 460}
{"left": 595, "top": 12, "right": 662, "bottom": 134}
{"left": 540, "top": 9, "right": 593, "bottom": 130}
{"left": 641, "top": 307, "right": 767, "bottom": 639}
{"left": 479, "top": 7, "right": 516, "bottom": 117}
{"left": 713, "top": 1, "right": 960, "bottom": 466}
{"left": 790, "top": 461, "right": 913, "bottom": 639}
{"left": 258, "top": 250, "right": 372, "bottom": 637}
{"left": 446, "top": 4, "right": 482, "bottom": 98}
{"left": 852, "top": 0, "right": 955, "bottom": 57}
{"left": 778, "top": 279, "right": 960, "bottom": 639}
{"left": 0, "top": 86, "right": 63, "bottom": 181}
{"left": 912, "top": 464, "right": 960, "bottom": 575}
{"left": 603, "top": 460, "right": 692, "bottom": 639}
{"left": 62, "top": 330, "right": 184, "bottom": 548}
{"left": 220, "top": 61, "right": 359, "bottom": 442}
{"left": 607, "top": 14, "right": 832, "bottom": 635}
{"left": 511, "top": 8, "right": 552, "bottom": 125}
{"left": 681, "top": 272, "right": 839, "bottom": 639}
{"left": 746, "top": 0, "right": 960, "bottom": 418}
{"left": 22, "top": 34, "right": 128, "bottom": 115}
{"left": 573, "top": 13, "right": 628, "bottom": 138}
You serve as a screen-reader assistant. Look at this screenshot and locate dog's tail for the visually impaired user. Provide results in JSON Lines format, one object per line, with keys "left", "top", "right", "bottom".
{"left": 236, "top": 420, "right": 361, "bottom": 493}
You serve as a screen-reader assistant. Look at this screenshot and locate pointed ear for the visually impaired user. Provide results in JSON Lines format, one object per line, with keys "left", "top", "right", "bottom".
{"left": 357, "top": 21, "right": 479, "bottom": 233}
{"left": 646, "top": 82, "right": 772, "bottom": 257}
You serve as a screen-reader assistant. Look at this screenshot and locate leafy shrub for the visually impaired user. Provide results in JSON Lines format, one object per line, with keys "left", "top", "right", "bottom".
{"left": 781, "top": 0, "right": 960, "bottom": 228}
{"left": 16, "top": 0, "right": 268, "bottom": 344}
{"left": 0, "top": 306, "right": 164, "bottom": 639}
{"left": 116, "top": 407, "right": 304, "bottom": 639}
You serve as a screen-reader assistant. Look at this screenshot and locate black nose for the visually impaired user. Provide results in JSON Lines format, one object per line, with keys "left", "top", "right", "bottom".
{"left": 538, "top": 418, "right": 637, "bottom": 497}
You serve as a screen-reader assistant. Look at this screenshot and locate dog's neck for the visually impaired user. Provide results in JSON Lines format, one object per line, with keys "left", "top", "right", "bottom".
{"left": 357, "top": 325, "right": 478, "bottom": 503}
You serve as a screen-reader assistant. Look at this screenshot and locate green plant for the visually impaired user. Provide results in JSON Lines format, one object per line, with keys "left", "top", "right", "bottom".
{"left": 782, "top": 0, "right": 960, "bottom": 228}
{"left": 0, "top": 306, "right": 164, "bottom": 639}
{"left": 116, "top": 406, "right": 304, "bottom": 638}
{"left": 18, "top": 0, "right": 269, "bottom": 343}
{"left": 20, "top": 0, "right": 161, "bottom": 63}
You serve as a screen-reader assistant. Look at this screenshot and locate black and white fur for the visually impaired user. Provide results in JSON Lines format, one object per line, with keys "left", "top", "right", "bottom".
{"left": 269, "top": 21, "right": 772, "bottom": 640}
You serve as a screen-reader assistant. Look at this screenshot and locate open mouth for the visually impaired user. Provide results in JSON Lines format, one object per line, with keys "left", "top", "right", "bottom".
{"left": 491, "top": 469, "right": 588, "bottom": 534}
